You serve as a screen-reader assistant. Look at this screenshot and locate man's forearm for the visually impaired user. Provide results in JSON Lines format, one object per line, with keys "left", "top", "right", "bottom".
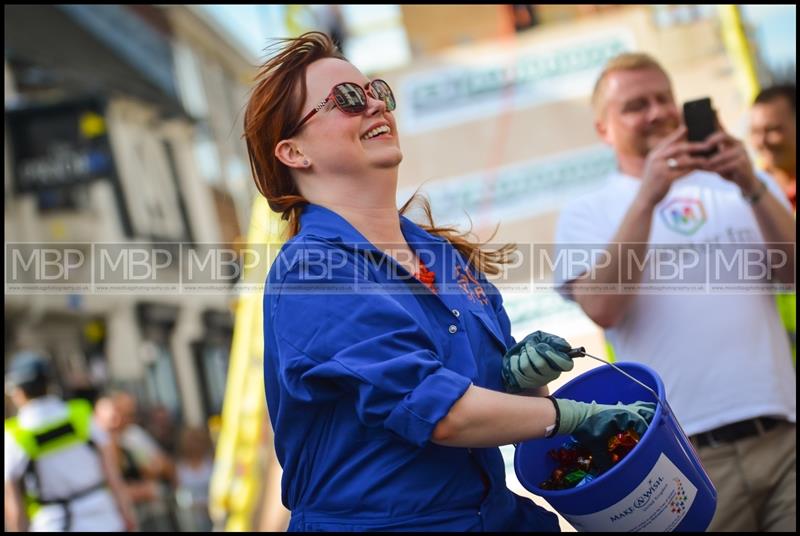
{"left": 99, "top": 443, "right": 136, "bottom": 528}
{"left": 571, "top": 197, "right": 655, "bottom": 328}
{"left": 5, "top": 481, "right": 29, "bottom": 532}
{"left": 750, "top": 191, "right": 796, "bottom": 283}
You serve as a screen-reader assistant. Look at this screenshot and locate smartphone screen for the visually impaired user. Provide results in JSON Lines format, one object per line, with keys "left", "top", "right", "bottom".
{"left": 683, "top": 97, "right": 718, "bottom": 156}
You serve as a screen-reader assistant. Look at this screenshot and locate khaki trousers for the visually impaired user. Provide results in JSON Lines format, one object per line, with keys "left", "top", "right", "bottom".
{"left": 691, "top": 421, "right": 795, "bottom": 532}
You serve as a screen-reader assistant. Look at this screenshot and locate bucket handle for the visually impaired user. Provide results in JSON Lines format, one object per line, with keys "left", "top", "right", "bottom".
{"left": 567, "top": 347, "right": 675, "bottom": 422}
{"left": 566, "top": 347, "right": 715, "bottom": 499}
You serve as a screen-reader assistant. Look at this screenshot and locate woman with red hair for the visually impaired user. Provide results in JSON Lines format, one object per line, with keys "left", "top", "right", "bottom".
{"left": 245, "top": 32, "right": 653, "bottom": 531}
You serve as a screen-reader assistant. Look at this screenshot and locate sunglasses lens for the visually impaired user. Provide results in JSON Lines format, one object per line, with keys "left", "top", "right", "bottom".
{"left": 371, "top": 80, "right": 396, "bottom": 111}
{"left": 333, "top": 83, "right": 367, "bottom": 113}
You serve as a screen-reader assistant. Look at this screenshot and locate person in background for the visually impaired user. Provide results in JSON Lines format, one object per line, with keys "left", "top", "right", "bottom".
{"left": 750, "top": 84, "right": 796, "bottom": 365}
{"left": 64, "top": 372, "right": 100, "bottom": 408}
{"left": 145, "top": 405, "right": 178, "bottom": 457}
{"left": 750, "top": 84, "right": 796, "bottom": 211}
{"left": 554, "top": 52, "right": 795, "bottom": 531}
{"left": 94, "top": 396, "right": 157, "bottom": 509}
{"left": 112, "top": 392, "right": 176, "bottom": 488}
{"left": 244, "top": 31, "right": 655, "bottom": 531}
{"left": 175, "top": 426, "right": 214, "bottom": 532}
{"left": 4, "top": 352, "right": 136, "bottom": 532}
{"left": 95, "top": 391, "right": 177, "bottom": 531}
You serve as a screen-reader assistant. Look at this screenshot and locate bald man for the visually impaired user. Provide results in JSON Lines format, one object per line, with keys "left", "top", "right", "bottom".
{"left": 553, "top": 53, "right": 796, "bottom": 532}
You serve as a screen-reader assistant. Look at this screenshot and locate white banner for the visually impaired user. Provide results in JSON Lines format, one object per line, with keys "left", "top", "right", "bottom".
{"left": 400, "top": 30, "right": 636, "bottom": 134}
{"left": 398, "top": 144, "right": 617, "bottom": 228}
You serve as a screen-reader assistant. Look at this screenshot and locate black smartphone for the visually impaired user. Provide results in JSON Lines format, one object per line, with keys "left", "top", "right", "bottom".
{"left": 683, "top": 97, "right": 718, "bottom": 157}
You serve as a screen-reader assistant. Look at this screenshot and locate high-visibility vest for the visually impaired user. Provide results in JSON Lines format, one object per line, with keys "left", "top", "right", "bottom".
{"left": 5, "top": 399, "right": 105, "bottom": 523}
{"left": 776, "top": 290, "right": 796, "bottom": 366}
{"left": 604, "top": 339, "right": 616, "bottom": 363}
{"left": 775, "top": 206, "right": 796, "bottom": 366}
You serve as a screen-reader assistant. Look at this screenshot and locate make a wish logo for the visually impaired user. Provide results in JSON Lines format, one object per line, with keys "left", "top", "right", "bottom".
{"left": 659, "top": 198, "right": 707, "bottom": 236}
{"left": 668, "top": 478, "right": 689, "bottom": 515}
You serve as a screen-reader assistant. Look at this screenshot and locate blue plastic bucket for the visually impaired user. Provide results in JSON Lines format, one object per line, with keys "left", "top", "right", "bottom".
{"left": 514, "top": 362, "right": 717, "bottom": 532}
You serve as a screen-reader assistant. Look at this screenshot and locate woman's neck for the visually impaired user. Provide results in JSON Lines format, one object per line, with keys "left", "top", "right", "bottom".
{"left": 327, "top": 203, "right": 405, "bottom": 245}
{"left": 300, "top": 168, "right": 419, "bottom": 269}
{"left": 302, "top": 168, "right": 405, "bottom": 244}
{"left": 327, "top": 202, "right": 419, "bottom": 274}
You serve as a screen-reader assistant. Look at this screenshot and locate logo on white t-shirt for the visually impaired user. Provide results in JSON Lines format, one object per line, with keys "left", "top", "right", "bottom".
{"left": 659, "top": 198, "right": 707, "bottom": 236}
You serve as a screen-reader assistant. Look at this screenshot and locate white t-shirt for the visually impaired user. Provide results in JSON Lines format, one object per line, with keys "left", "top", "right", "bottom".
{"left": 554, "top": 170, "right": 796, "bottom": 436}
{"left": 120, "top": 423, "right": 162, "bottom": 467}
{"left": 4, "top": 396, "right": 124, "bottom": 532}
{"left": 177, "top": 457, "right": 212, "bottom": 505}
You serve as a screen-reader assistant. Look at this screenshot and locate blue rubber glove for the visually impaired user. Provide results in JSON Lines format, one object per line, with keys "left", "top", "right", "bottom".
{"left": 553, "top": 399, "right": 657, "bottom": 470}
{"left": 501, "top": 331, "right": 574, "bottom": 393}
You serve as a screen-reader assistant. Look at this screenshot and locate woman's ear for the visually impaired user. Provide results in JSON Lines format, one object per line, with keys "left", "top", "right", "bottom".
{"left": 275, "top": 140, "right": 310, "bottom": 169}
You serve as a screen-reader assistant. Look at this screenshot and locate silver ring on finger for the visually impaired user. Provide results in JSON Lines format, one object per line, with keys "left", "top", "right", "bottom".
{"left": 666, "top": 157, "right": 679, "bottom": 170}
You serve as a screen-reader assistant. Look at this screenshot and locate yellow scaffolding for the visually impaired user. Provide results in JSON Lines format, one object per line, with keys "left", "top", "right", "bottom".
{"left": 209, "top": 197, "right": 287, "bottom": 531}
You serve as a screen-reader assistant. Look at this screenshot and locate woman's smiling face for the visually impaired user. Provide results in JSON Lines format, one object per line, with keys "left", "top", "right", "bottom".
{"left": 295, "top": 58, "right": 402, "bottom": 176}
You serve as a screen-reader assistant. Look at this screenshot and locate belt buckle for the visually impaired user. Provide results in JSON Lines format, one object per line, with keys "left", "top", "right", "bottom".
{"left": 754, "top": 418, "right": 767, "bottom": 436}
{"left": 705, "top": 431, "right": 721, "bottom": 448}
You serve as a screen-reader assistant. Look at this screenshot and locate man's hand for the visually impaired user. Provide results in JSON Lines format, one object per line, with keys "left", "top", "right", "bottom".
{"left": 701, "top": 127, "right": 760, "bottom": 195}
{"left": 502, "top": 331, "right": 574, "bottom": 393}
{"left": 638, "top": 125, "right": 712, "bottom": 208}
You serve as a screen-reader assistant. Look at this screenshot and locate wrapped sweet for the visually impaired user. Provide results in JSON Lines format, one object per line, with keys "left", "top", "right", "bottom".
{"left": 539, "top": 428, "right": 640, "bottom": 490}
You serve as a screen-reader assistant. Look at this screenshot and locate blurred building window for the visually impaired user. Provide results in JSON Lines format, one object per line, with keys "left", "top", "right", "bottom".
{"left": 131, "top": 134, "right": 187, "bottom": 239}
{"left": 162, "top": 139, "right": 195, "bottom": 244}
{"left": 193, "top": 124, "right": 222, "bottom": 185}
{"left": 201, "top": 60, "right": 234, "bottom": 147}
{"left": 173, "top": 41, "right": 210, "bottom": 119}
{"left": 196, "top": 343, "right": 228, "bottom": 418}
{"left": 137, "top": 303, "right": 182, "bottom": 419}
{"left": 145, "top": 344, "right": 182, "bottom": 418}
{"left": 191, "top": 310, "right": 232, "bottom": 419}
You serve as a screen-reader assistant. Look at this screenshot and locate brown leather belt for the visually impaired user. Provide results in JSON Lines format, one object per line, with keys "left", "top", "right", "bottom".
{"left": 691, "top": 417, "right": 782, "bottom": 448}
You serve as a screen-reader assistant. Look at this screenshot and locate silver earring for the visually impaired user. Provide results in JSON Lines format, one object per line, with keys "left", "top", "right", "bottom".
{"left": 303, "top": 159, "right": 309, "bottom": 167}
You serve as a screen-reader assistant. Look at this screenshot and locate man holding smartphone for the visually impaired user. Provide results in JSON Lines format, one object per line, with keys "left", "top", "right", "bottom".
{"left": 553, "top": 53, "right": 795, "bottom": 531}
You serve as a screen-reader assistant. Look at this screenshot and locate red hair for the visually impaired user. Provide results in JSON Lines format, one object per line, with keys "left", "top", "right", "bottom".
{"left": 244, "top": 32, "right": 345, "bottom": 236}
{"left": 244, "top": 32, "right": 516, "bottom": 276}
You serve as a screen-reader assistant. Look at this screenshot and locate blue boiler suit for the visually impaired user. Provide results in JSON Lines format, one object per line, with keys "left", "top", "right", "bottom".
{"left": 263, "top": 204, "right": 560, "bottom": 532}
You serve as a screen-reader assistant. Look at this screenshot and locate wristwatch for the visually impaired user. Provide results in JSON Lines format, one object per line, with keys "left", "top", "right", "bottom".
{"left": 742, "top": 180, "right": 768, "bottom": 206}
